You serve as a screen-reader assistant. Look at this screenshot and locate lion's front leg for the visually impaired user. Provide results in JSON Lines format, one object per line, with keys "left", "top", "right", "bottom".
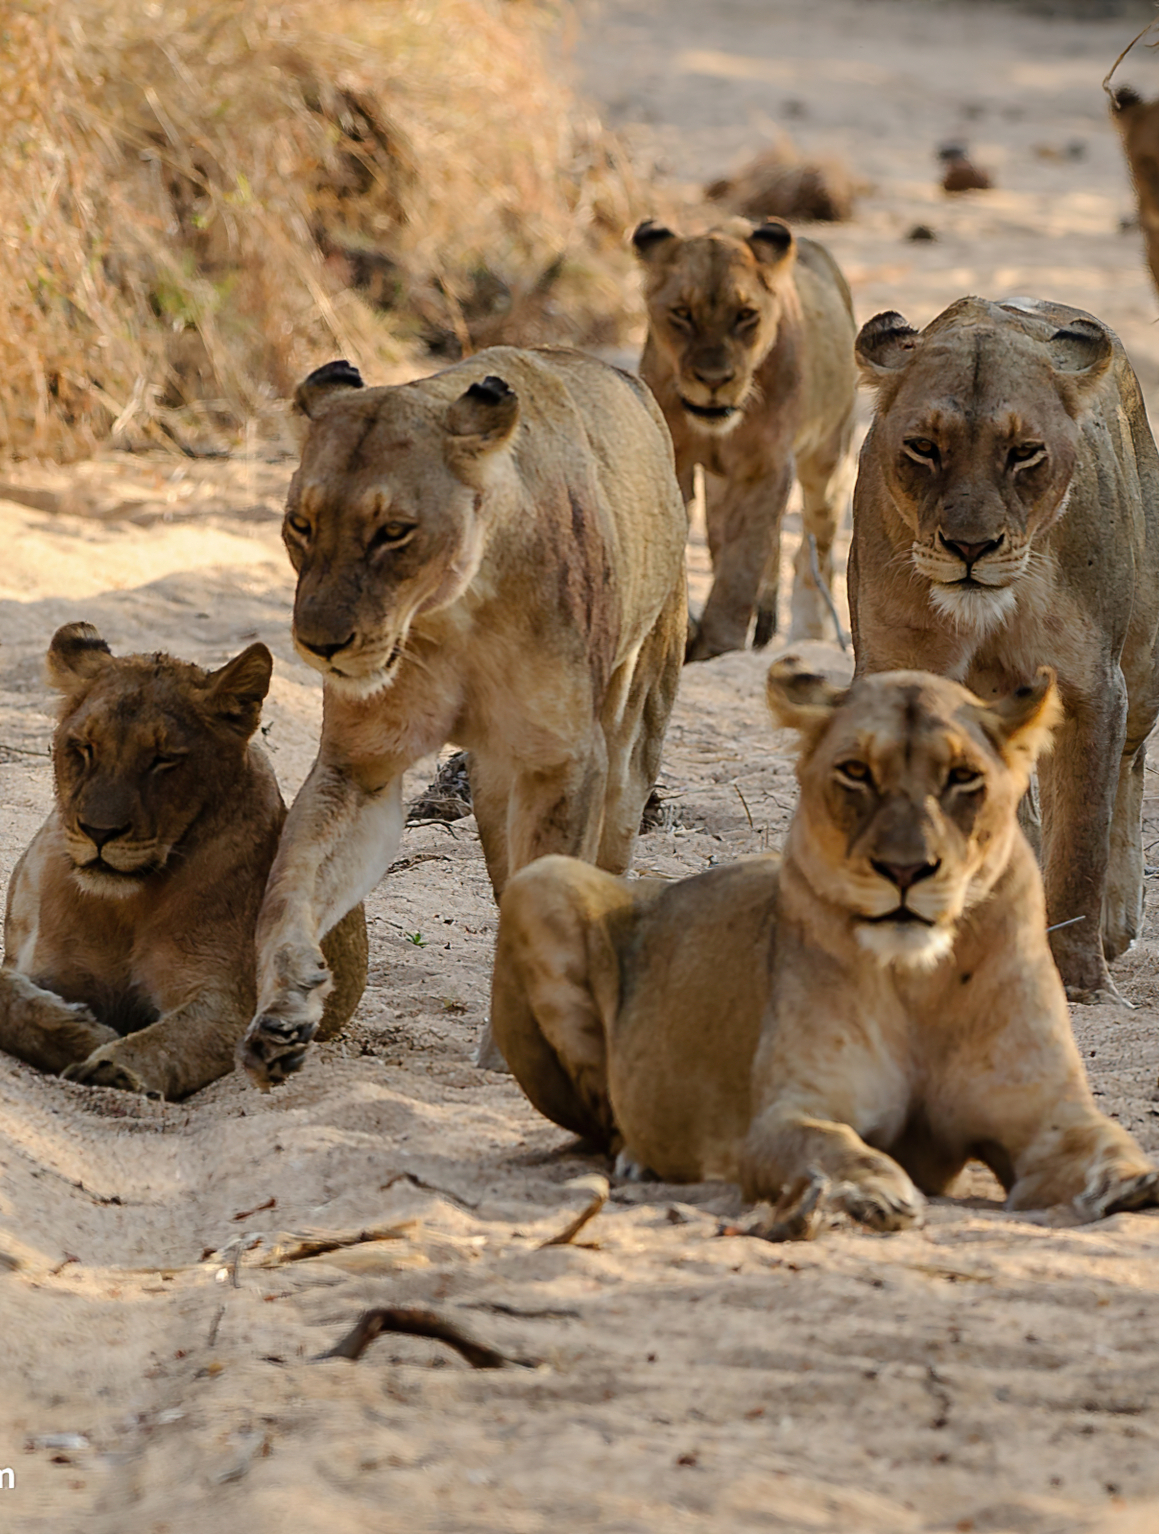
{"left": 690, "top": 467, "right": 792, "bottom": 662}
{"left": 741, "top": 1107, "right": 925, "bottom": 1233}
{"left": 1006, "top": 1101, "right": 1158, "bottom": 1221}
{"left": 791, "top": 428, "right": 854, "bottom": 644}
{"left": 0, "top": 969, "right": 118, "bottom": 1076}
{"left": 63, "top": 988, "right": 246, "bottom": 1099}
{"left": 240, "top": 763, "right": 404, "bottom": 1089}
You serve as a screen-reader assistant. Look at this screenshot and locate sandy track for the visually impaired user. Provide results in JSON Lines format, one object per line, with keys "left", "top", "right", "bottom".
{"left": 2, "top": 2, "right": 1159, "bottom": 1529}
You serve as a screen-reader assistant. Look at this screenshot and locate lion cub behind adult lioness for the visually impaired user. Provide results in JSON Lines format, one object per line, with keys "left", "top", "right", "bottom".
{"left": 0, "top": 624, "right": 367, "bottom": 1099}
{"left": 237, "top": 348, "right": 688, "bottom": 1089}
{"left": 634, "top": 217, "right": 856, "bottom": 660}
{"left": 492, "top": 660, "right": 1158, "bottom": 1230}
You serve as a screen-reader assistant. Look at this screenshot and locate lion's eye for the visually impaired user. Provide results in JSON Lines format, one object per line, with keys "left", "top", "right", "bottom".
{"left": 836, "top": 759, "right": 873, "bottom": 788}
{"left": 735, "top": 307, "right": 760, "bottom": 329}
{"left": 946, "top": 765, "right": 983, "bottom": 790}
{"left": 149, "top": 754, "right": 182, "bottom": 773}
{"left": 286, "top": 514, "right": 311, "bottom": 538}
{"left": 71, "top": 740, "right": 94, "bottom": 767}
{"left": 368, "top": 521, "right": 416, "bottom": 555}
{"left": 904, "top": 437, "right": 939, "bottom": 466}
{"left": 1008, "top": 442, "right": 1045, "bottom": 470}
{"left": 669, "top": 306, "right": 694, "bottom": 329}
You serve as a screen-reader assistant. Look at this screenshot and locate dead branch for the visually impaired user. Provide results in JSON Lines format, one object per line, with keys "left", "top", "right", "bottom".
{"left": 317, "top": 1306, "right": 538, "bottom": 1368}
{"left": 537, "top": 1174, "right": 609, "bottom": 1248}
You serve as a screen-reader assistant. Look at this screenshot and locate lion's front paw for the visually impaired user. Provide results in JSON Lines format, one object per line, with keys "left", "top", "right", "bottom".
{"left": 238, "top": 1012, "right": 319, "bottom": 1090}
{"left": 1074, "top": 1165, "right": 1159, "bottom": 1222}
{"left": 831, "top": 1173, "right": 925, "bottom": 1233}
{"left": 612, "top": 1147, "right": 656, "bottom": 1182}
{"left": 63, "top": 1049, "right": 161, "bottom": 1099}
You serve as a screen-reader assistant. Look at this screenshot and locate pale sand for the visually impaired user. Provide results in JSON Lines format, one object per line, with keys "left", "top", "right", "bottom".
{"left": 1, "top": 2, "right": 1158, "bottom": 1529}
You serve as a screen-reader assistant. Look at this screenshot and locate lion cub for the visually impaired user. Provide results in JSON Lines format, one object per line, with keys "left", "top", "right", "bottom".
{"left": 492, "top": 660, "right": 1158, "bottom": 1230}
{"left": 0, "top": 624, "right": 366, "bottom": 1099}
{"left": 634, "top": 217, "right": 856, "bottom": 659}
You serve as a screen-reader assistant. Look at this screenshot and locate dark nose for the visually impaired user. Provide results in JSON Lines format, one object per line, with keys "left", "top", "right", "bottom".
{"left": 939, "top": 532, "right": 1003, "bottom": 568}
{"left": 299, "top": 634, "right": 355, "bottom": 662}
{"left": 871, "top": 859, "right": 941, "bottom": 893}
{"left": 691, "top": 362, "right": 735, "bottom": 387}
{"left": 78, "top": 821, "right": 131, "bottom": 850}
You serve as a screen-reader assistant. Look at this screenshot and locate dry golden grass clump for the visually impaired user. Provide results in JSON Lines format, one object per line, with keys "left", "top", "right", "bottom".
{"left": 0, "top": 0, "right": 641, "bottom": 460}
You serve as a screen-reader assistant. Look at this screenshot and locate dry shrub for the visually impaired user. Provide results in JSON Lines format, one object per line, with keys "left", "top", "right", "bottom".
{"left": 0, "top": 0, "right": 641, "bottom": 460}
{"left": 705, "top": 139, "right": 856, "bottom": 225}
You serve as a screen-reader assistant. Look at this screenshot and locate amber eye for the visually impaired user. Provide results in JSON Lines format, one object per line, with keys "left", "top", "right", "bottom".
{"left": 946, "top": 764, "right": 983, "bottom": 790}
{"left": 836, "top": 759, "right": 873, "bottom": 788}
{"left": 904, "top": 437, "right": 939, "bottom": 464}
{"left": 368, "top": 521, "right": 416, "bottom": 556}
{"left": 669, "top": 306, "right": 693, "bottom": 328}
{"left": 735, "top": 307, "right": 760, "bottom": 328}
{"left": 286, "top": 514, "right": 311, "bottom": 538}
{"left": 1008, "top": 442, "right": 1045, "bottom": 469}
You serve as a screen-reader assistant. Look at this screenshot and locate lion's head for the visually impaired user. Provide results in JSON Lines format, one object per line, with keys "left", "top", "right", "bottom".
{"left": 46, "top": 623, "right": 273, "bottom": 899}
{"left": 632, "top": 217, "right": 799, "bottom": 436}
{"left": 767, "top": 656, "right": 1060, "bottom": 968}
{"left": 855, "top": 298, "right": 1114, "bottom": 637}
{"left": 282, "top": 359, "right": 520, "bottom": 696}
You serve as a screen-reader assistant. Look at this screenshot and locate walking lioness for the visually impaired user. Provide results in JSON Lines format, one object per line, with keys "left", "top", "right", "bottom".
{"left": 849, "top": 297, "right": 1159, "bottom": 1001}
{"left": 634, "top": 217, "right": 856, "bottom": 659}
{"left": 491, "top": 661, "right": 1158, "bottom": 1230}
{"left": 238, "top": 348, "right": 688, "bottom": 1088}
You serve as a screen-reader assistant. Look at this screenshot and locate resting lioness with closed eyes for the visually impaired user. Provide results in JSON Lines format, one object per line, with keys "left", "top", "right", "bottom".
{"left": 491, "top": 659, "right": 1158, "bottom": 1230}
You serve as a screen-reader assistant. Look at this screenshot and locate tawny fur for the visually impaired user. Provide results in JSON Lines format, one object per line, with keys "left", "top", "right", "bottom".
{"left": 849, "top": 296, "right": 1159, "bottom": 1002}
{"left": 491, "top": 663, "right": 1159, "bottom": 1231}
{"left": 238, "top": 347, "right": 688, "bottom": 1088}
{"left": 635, "top": 218, "right": 857, "bottom": 659}
{"left": 0, "top": 625, "right": 367, "bottom": 1099}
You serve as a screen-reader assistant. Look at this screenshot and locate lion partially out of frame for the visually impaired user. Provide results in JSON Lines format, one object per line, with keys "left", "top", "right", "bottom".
{"left": 491, "top": 660, "right": 1158, "bottom": 1231}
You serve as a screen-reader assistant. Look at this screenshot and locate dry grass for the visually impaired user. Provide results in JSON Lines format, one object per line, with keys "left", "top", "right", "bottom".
{"left": 0, "top": 0, "right": 642, "bottom": 460}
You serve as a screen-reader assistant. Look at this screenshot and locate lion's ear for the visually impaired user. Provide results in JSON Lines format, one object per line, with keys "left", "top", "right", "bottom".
{"left": 293, "top": 360, "right": 365, "bottom": 422}
{"left": 444, "top": 376, "right": 519, "bottom": 486}
{"left": 748, "top": 219, "right": 795, "bottom": 269}
{"left": 631, "top": 220, "right": 677, "bottom": 263}
{"left": 766, "top": 655, "right": 848, "bottom": 733}
{"left": 1048, "top": 319, "right": 1114, "bottom": 408}
{"left": 46, "top": 623, "right": 113, "bottom": 694}
{"left": 855, "top": 311, "right": 921, "bottom": 385}
{"left": 976, "top": 667, "right": 1062, "bottom": 771}
{"left": 204, "top": 643, "right": 273, "bottom": 738}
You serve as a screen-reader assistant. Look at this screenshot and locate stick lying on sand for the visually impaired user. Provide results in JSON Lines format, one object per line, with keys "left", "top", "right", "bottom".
{"left": 318, "top": 1307, "right": 539, "bottom": 1368}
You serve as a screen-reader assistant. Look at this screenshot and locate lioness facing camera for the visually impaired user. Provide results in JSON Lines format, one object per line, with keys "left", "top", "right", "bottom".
{"left": 0, "top": 624, "right": 367, "bottom": 1099}
{"left": 238, "top": 348, "right": 688, "bottom": 1088}
{"left": 492, "top": 660, "right": 1158, "bottom": 1230}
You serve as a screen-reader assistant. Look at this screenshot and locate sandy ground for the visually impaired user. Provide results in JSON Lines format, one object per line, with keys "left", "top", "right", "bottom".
{"left": 3, "top": 1, "right": 1159, "bottom": 1530}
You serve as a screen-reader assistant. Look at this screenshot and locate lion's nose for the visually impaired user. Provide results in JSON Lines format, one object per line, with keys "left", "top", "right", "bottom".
{"left": 939, "top": 532, "right": 1004, "bottom": 568}
{"left": 78, "top": 821, "right": 132, "bottom": 850}
{"left": 871, "top": 858, "right": 941, "bottom": 893}
{"left": 299, "top": 634, "right": 356, "bottom": 662}
{"left": 691, "top": 362, "right": 736, "bottom": 387}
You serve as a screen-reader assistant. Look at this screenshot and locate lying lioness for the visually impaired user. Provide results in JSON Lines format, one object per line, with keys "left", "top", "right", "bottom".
{"left": 0, "top": 624, "right": 366, "bottom": 1099}
{"left": 492, "top": 660, "right": 1158, "bottom": 1229}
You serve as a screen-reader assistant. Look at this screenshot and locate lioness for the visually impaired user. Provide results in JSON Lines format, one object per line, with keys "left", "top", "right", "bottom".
{"left": 492, "top": 660, "right": 1159, "bottom": 1229}
{"left": 238, "top": 348, "right": 688, "bottom": 1088}
{"left": 849, "top": 297, "right": 1159, "bottom": 1001}
{"left": 634, "top": 217, "right": 856, "bottom": 659}
{"left": 0, "top": 624, "right": 367, "bottom": 1099}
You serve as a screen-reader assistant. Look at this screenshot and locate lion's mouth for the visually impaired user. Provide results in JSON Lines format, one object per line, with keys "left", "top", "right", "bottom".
{"left": 680, "top": 397, "right": 738, "bottom": 422}
{"left": 864, "top": 907, "right": 934, "bottom": 927}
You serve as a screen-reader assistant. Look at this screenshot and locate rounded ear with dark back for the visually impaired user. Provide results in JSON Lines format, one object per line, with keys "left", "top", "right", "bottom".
{"left": 855, "top": 311, "right": 922, "bottom": 383}
{"left": 293, "top": 360, "right": 365, "bottom": 421}
{"left": 973, "top": 666, "right": 1062, "bottom": 773}
{"left": 45, "top": 622, "right": 113, "bottom": 694}
{"left": 446, "top": 376, "right": 520, "bottom": 445}
{"left": 204, "top": 642, "right": 274, "bottom": 739}
{"left": 748, "top": 220, "right": 794, "bottom": 268}
{"left": 631, "top": 220, "right": 677, "bottom": 262}
{"left": 1047, "top": 319, "right": 1113, "bottom": 381}
{"left": 766, "top": 654, "right": 849, "bottom": 733}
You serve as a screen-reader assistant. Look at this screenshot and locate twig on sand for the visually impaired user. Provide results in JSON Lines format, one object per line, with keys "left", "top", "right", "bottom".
{"left": 537, "top": 1174, "right": 609, "bottom": 1249}
{"left": 807, "top": 534, "right": 848, "bottom": 652}
{"left": 255, "top": 1221, "right": 418, "bottom": 1268}
{"left": 317, "top": 1307, "right": 538, "bottom": 1369}
{"left": 719, "top": 1168, "right": 829, "bottom": 1243}
{"left": 734, "top": 783, "right": 755, "bottom": 831}
{"left": 207, "top": 1304, "right": 225, "bottom": 1347}
{"left": 1103, "top": 19, "right": 1159, "bottom": 100}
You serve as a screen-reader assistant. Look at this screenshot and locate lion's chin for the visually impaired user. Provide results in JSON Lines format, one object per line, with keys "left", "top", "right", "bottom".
{"left": 926, "top": 581, "right": 1018, "bottom": 638}
{"left": 855, "top": 920, "right": 955, "bottom": 971}
{"left": 71, "top": 865, "right": 149, "bottom": 901}
{"left": 680, "top": 399, "right": 745, "bottom": 437}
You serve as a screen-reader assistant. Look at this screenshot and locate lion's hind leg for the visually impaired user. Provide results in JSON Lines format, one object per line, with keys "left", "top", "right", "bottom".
{"left": 491, "top": 856, "right": 637, "bottom": 1147}
{"left": 790, "top": 423, "right": 854, "bottom": 644}
{"left": 1102, "top": 737, "right": 1147, "bottom": 963}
